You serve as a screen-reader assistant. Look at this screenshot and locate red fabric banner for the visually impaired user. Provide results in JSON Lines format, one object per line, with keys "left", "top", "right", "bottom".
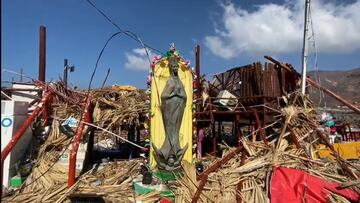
{"left": 270, "top": 167, "right": 359, "bottom": 203}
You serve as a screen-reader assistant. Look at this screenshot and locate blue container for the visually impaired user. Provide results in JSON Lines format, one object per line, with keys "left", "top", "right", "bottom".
{"left": 325, "top": 120, "right": 335, "bottom": 127}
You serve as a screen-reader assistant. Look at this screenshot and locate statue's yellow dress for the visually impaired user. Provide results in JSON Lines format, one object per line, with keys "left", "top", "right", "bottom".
{"left": 150, "top": 59, "right": 193, "bottom": 169}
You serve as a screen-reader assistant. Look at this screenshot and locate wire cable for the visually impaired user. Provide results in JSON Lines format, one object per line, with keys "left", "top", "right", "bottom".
{"left": 85, "top": 0, "right": 163, "bottom": 55}
{"left": 17, "top": 31, "right": 126, "bottom": 193}
{"left": 308, "top": 3, "right": 325, "bottom": 107}
{"left": 85, "top": 0, "right": 163, "bottom": 104}
{"left": 84, "top": 0, "right": 160, "bottom": 104}
{"left": 86, "top": 31, "right": 125, "bottom": 93}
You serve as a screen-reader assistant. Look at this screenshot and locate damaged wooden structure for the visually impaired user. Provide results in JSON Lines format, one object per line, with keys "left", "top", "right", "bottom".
{"left": 187, "top": 52, "right": 360, "bottom": 203}
{"left": 194, "top": 55, "right": 298, "bottom": 157}
{"left": 193, "top": 49, "right": 360, "bottom": 157}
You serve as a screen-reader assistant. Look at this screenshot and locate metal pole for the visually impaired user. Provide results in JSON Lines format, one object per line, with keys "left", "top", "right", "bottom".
{"left": 39, "top": 26, "right": 46, "bottom": 82}
{"left": 301, "top": 0, "right": 311, "bottom": 94}
{"left": 195, "top": 45, "right": 201, "bottom": 159}
{"left": 68, "top": 97, "right": 92, "bottom": 187}
{"left": 195, "top": 45, "right": 201, "bottom": 97}
{"left": 20, "top": 68, "right": 23, "bottom": 82}
{"left": 64, "top": 59, "right": 68, "bottom": 88}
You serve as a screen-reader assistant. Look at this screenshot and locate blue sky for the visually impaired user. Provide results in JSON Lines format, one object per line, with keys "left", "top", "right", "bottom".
{"left": 2, "top": 0, "right": 360, "bottom": 89}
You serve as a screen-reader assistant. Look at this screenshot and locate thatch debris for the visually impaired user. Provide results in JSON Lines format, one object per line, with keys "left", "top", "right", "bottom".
{"left": 175, "top": 92, "right": 360, "bottom": 202}
{"left": 91, "top": 86, "right": 148, "bottom": 142}
{"left": 2, "top": 82, "right": 359, "bottom": 203}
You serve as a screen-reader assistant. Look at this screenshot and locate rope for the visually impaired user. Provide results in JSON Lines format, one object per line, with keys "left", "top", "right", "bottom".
{"left": 52, "top": 117, "right": 146, "bottom": 150}
{"left": 308, "top": 3, "right": 325, "bottom": 107}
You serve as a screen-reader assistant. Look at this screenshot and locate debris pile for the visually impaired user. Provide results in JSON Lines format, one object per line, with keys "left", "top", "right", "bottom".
{"left": 91, "top": 85, "right": 148, "bottom": 142}
{"left": 64, "top": 160, "right": 142, "bottom": 202}
{"left": 2, "top": 82, "right": 152, "bottom": 202}
{"left": 3, "top": 160, "right": 162, "bottom": 203}
{"left": 2, "top": 75, "right": 359, "bottom": 202}
{"left": 175, "top": 92, "right": 360, "bottom": 202}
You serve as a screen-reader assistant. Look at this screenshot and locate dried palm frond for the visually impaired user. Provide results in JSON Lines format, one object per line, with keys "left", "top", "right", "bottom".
{"left": 175, "top": 92, "right": 359, "bottom": 203}
{"left": 91, "top": 87, "right": 148, "bottom": 142}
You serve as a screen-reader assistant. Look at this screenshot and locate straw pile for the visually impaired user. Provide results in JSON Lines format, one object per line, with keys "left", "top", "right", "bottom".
{"left": 91, "top": 86, "right": 148, "bottom": 142}
{"left": 2, "top": 83, "right": 153, "bottom": 202}
{"left": 2, "top": 119, "right": 72, "bottom": 203}
{"left": 2, "top": 95, "right": 84, "bottom": 202}
{"left": 175, "top": 92, "right": 360, "bottom": 203}
{"left": 56, "top": 159, "right": 162, "bottom": 202}
{"left": 2, "top": 184, "right": 68, "bottom": 203}
{"left": 33, "top": 81, "right": 87, "bottom": 106}
{"left": 20, "top": 103, "right": 83, "bottom": 190}
{"left": 3, "top": 159, "right": 162, "bottom": 203}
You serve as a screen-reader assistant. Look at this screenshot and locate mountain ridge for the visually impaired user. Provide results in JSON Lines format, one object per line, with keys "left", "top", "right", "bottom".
{"left": 308, "top": 67, "right": 360, "bottom": 108}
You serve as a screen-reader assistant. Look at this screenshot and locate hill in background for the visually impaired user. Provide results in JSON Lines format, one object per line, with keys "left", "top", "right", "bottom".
{"left": 308, "top": 67, "right": 360, "bottom": 108}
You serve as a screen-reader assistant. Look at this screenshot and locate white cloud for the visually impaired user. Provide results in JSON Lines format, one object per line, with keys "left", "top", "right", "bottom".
{"left": 125, "top": 48, "right": 155, "bottom": 71}
{"left": 205, "top": 0, "right": 360, "bottom": 59}
{"left": 204, "top": 36, "right": 238, "bottom": 59}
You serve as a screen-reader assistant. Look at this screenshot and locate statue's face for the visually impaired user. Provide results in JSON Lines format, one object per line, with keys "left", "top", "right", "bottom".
{"left": 169, "top": 57, "right": 179, "bottom": 75}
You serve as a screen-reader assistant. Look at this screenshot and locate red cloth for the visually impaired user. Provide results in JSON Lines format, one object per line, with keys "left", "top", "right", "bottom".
{"left": 159, "top": 198, "right": 171, "bottom": 203}
{"left": 270, "top": 167, "right": 359, "bottom": 203}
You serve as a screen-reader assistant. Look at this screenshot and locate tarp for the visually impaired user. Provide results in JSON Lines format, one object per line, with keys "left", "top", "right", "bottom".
{"left": 270, "top": 167, "right": 359, "bottom": 203}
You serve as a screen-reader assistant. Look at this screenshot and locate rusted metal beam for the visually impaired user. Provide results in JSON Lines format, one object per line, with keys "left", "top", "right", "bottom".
{"left": 195, "top": 45, "right": 201, "bottom": 98}
{"left": 42, "top": 92, "right": 53, "bottom": 126}
{"left": 39, "top": 26, "right": 46, "bottom": 82}
{"left": 67, "top": 97, "right": 92, "bottom": 187}
{"left": 198, "top": 146, "right": 244, "bottom": 181}
{"left": 289, "top": 129, "right": 301, "bottom": 149}
{"left": 20, "top": 68, "right": 23, "bottom": 82}
{"left": 214, "top": 75, "right": 223, "bottom": 90}
{"left": 192, "top": 145, "right": 244, "bottom": 203}
{"left": 236, "top": 152, "right": 247, "bottom": 203}
{"left": 225, "top": 69, "right": 236, "bottom": 89}
{"left": 235, "top": 114, "right": 242, "bottom": 147}
{"left": 192, "top": 174, "right": 208, "bottom": 203}
{"left": 64, "top": 59, "right": 68, "bottom": 88}
{"left": 209, "top": 104, "right": 217, "bottom": 155}
{"left": 195, "top": 45, "right": 202, "bottom": 149}
{"left": 264, "top": 56, "right": 360, "bottom": 114}
{"left": 221, "top": 73, "right": 225, "bottom": 90}
{"left": 1, "top": 91, "right": 52, "bottom": 196}
{"left": 253, "top": 110, "right": 269, "bottom": 146}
